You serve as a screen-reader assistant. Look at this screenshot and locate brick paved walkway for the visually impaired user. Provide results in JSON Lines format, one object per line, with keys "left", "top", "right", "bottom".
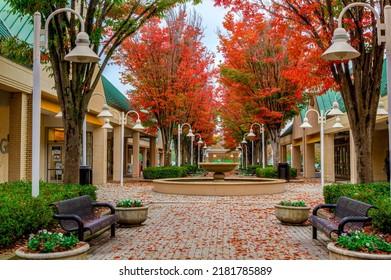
{"left": 87, "top": 180, "right": 330, "bottom": 260}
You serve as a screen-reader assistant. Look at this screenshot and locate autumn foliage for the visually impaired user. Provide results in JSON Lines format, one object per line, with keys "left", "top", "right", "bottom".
{"left": 113, "top": 7, "right": 217, "bottom": 166}
{"left": 217, "top": 2, "right": 308, "bottom": 166}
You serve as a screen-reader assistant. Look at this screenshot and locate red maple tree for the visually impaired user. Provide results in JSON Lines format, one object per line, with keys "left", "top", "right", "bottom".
{"left": 113, "top": 7, "right": 217, "bottom": 166}
{"left": 217, "top": 1, "right": 308, "bottom": 167}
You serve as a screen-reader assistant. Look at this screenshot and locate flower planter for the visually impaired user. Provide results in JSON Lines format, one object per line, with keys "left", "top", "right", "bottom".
{"left": 15, "top": 242, "right": 89, "bottom": 260}
{"left": 327, "top": 242, "right": 391, "bottom": 260}
{"left": 115, "top": 206, "right": 149, "bottom": 226}
{"left": 274, "top": 204, "right": 311, "bottom": 224}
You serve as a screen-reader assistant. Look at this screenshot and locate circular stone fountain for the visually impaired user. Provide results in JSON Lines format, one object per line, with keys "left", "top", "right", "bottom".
{"left": 152, "top": 162, "right": 286, "bottom": 196}
{"left": 199, "top": 162, "right": 239, "bottom": 180}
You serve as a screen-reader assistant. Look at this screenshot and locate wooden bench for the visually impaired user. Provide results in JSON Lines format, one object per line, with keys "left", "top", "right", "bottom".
{"left": 309, "top": 196, "right": 375, "bottom": 239}
{"left": 50, "top": 195, "right": 119, "bottom": 241}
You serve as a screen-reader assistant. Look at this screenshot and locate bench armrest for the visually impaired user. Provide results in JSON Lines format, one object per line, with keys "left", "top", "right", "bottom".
{"left": 337, "top": 216, "right": 372, "bottom": 235}
{"left": 92, "top": 202, "right": 116, "bottom": 214}
{"left": 312, "top": 204, "right": 337, "bottom": 215}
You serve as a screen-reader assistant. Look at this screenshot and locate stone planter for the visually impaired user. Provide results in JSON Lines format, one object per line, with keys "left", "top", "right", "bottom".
{"left": 15, "top": 242, "right": 89, "bottom": 260}
{"left": 327, "top": 243, "right": 391, "bottom": 260}
{"left": 274, "top": 204, "right": 311, "bottom": 224}
{"left": 115, "top": 206, "right": 149, "bottom": 226}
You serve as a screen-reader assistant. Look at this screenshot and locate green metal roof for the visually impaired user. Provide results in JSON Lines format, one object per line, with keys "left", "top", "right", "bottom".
{"left": 101, "top": 75, "right": 131, "bottom": 112}
{"left": 0, "top": 18, "right": 11, "bottom": 38}
{"left": 315, "top": 89, "right": 346, "bottom": 115}
{"left": 0, "top": 0, "right": 34, "bottom": 44}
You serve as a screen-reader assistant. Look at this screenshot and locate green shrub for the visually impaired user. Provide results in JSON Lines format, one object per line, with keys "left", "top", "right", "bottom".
{"left": 256, "top": 167, "right": 278, "bottom": 178}
{"left": 142, "top": 166, "right": 187, "bottom": 179}
{"left": 290, "top": 168, "right": 298, "bottom": 178}
{"left": 247, "top": 165, "right": 261, "bottom": 173}
{"left": 183, "top": 164, "right": 198, "bottom": 174}
{"left": 371, "top": 197, "right": 391, "bottom": 234}
{"left": 323, "top": 182, "right": 391, "bottom": 233}
{"left": 0, "top": 180, "right": 97, "bottom": 247}
{"left": 323, "top": 183, "right": 389, "bottom": 205}
{"left": 255, "top": 166, "right": 297, "bottom": 179}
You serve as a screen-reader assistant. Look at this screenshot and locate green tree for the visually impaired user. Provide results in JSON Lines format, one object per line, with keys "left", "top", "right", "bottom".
{"left": 5, "top": 0, "right": 200, "bottom": 184}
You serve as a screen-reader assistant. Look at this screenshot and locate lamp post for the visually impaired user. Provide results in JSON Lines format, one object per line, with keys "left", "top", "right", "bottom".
{"left": 177, "top": 123, "right": 194, "bottom": 166}
{"left": 202, "top": 142, "right": 208, "bottom": 163}
{"left": 300, "top": 108, "right": 344, "bottom": 187}
{"left": 321, "top": 2, "right": 391, "bottom": 201}
{"left": 236, "top": 144, "right": 243, "bottom": 169}
{"left": 247, "top": 123, "right": 266, "bottom": 168}
{"left": 241, "top": 133, "right": 249, "bottom": 169}
{"left": 32, "top": 8, "right": 99, "bottom": 197}
{"left": 194, "top": 133, "right": 203, "bottom": 169}
{"left": 101, "top": 110, "right": 144, "bottom": 187}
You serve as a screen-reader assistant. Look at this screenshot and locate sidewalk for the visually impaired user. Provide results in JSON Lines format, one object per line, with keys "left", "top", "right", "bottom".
{"left": 87, "top": 180, "right": 330, "bottom": 260}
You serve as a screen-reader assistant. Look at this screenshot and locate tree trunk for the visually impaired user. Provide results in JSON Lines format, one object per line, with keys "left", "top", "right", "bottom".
{"left": 63, "top": 117, "right": 82, "bottom": 184}
{"left": 268, "top": 128, "right": 280, "bottom": 168}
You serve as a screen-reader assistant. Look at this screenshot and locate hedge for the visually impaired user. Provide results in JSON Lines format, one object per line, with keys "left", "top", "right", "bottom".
{"left": 142, "top": 166, "right": 187, "bottom": 179}
{"left": 0, "top": 181, "right": 97, "bottom": 247}
{"left": 323, "top": 182, "right": 391, "bottom": 234}
{"left": 255, "top": 166, "right": 297, "bottom": 179}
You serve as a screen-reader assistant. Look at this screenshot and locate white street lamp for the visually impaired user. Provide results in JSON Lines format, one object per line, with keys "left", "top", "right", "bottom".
{"left": 202, "top": 142, "right": 208, "bottom": 163}
{"left": 247, "top": 123, "right": 266, "bottom": 168}
{"left": 105, "top": 110, "right": 144, "bottom": 187}
{"left": 32, "top": 8, "right": 99, "bottom": 197}
{"left": 241, "top": 133, "right": 249, "bottom": 169}
{"left": 177, "top": 123, "right": 194, "bottom": 166}
{"left": 194, "top": 133, "right": 203, "bottom": 169}
{"left": 236, "top": 144, "right": 243, "bottom": 169}
{"left": 300, "top": 109, "right": 344, "bottom": 188}
{"left": 321, "top": 2, "right": 391, "bottom": 201}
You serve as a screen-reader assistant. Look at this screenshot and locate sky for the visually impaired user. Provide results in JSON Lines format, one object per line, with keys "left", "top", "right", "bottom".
{"left": 102, "top": 0, "right": 227, "bottom": 94}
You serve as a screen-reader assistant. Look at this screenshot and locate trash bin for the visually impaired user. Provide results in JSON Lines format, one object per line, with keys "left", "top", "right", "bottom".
{"left": 278, "top": 162, "right": 290, "bottom": 182}
{"left": 80, "top": 165, "right": 92, "bottom": 185}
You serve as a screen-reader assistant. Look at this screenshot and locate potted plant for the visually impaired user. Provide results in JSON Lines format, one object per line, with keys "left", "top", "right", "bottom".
{"left": 274, "top": 201, "right": 311, "bottom": 224}
{"left": 115, "top": 199, "right": 149, "bottom": 226}
{"left": 327, "top": 231, "right": 391, "bottom": 260}
{"left": 15, "top": 230, "right": 89, "bottom": 260}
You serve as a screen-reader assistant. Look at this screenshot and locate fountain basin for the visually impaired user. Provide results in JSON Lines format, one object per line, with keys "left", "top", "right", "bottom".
{"left": 153, "top": 177, "right": 286, "bottom": 196}
{"left": 199, "top": 162, "right": 239, "bottom": 180}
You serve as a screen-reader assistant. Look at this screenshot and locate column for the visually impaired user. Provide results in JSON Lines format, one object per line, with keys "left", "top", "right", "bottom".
{"left": 143, "top": 148, "right": 148, "bottom": 169}
{"left": 304, "top": 140, "right": 315, "bottom": 178}
{"left": 150, "top": 136, "right": 157, "bottom": 167}
{"left": 8, "top": 93, "right": 29, "bottom": 181}
{"left": 92, "top": 126, "right": 107, "bottom": 185}
{"left": 324, "top": 133, "right": 335, "bottom": 182}
{"left": 132, "top": 131, "right": 140, "bottom": 178}
{"left": 112, "top": 125, "right": 121, "bottom": 182}
{"left": 291, "top": 145, "right": 301, "bottom": 172}
{"left": 280, "top": 145, "right": 287, "bottom": 163}
{"left": 349, "top": 130, "right": 357, "bottom": 183}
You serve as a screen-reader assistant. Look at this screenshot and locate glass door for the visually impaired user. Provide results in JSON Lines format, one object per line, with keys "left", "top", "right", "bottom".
{"left": 47, "top": 144, "right": 64, "bottom": 183}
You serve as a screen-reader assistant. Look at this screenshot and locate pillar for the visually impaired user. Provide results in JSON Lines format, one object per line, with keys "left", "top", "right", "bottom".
{"left": 291, "top": 145, "right": 301, "bottom": 172}
{"left": 8, "top": 93, "right": 29, "bottom": 181}
{"left": 92, "top": 126, "right": 107, "bottom": 185}
{"left": 324, "top": 133, "right": 335, "bottom": 182}
{"left": 143, "top": 148, "right": 148, "bottom": 169}
{"left": 112, "top": 125, "right": 121, "bottom": 182}
{"left": 304, "top": 140, "right": 315, "bottom": 178}
{"left": 150, "top": 137, "right": 157, "bottom": 167}
{"left": 132, "top": 131, "right": 140, "bottom": 178}
{"left": 280, "top": 145, "right": 287, "bottom": 163}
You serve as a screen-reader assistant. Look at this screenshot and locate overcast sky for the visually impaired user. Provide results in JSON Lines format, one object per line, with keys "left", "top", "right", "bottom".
{"left": 102, "top": 0, "right": 227, "bottom": 93}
